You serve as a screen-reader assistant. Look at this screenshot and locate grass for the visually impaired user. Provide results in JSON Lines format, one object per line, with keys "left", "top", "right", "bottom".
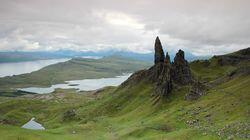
{"left": 190, "top": 58, "right": 235, "bottom": 81}
{"left": 0, "top": 50, "right": 249, "bottom": 139}
{"left": 0, "top": 72, "right": 249, "bottom": 139}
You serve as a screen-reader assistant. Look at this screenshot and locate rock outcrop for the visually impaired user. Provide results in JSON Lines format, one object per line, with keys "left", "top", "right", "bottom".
{"left": 150, "top": 37, "right": 173, "bottom": 97}
{"left": 185, "top": 80, "right": 205, "bottom": 100}
{"left": 122, "top": 37, "right": 192, "bottom": 98}
{"left": 151, "top": 37, "right": 192, "bottom": 97}
{"left": 171, "top": 50, "right": 192, "bottom": 85}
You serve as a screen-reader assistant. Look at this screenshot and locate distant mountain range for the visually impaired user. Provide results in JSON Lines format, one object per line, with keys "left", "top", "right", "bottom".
{"left": 0, "top": 50, "right": 211, "bottom": 63}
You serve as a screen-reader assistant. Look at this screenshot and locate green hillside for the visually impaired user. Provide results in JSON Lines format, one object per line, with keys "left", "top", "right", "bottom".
{"left": 0, "top": 48, "right": 249, "bottom": 140}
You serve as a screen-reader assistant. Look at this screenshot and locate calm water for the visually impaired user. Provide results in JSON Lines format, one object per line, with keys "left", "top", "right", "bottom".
{"left": 18, "top": 74, "right": 131, "bottom": 94}
{"left": 0, "top": 59, "right": 70, "bottom": 77}
{"left": 21, "top": 117, "right": 45, "bottom": 130}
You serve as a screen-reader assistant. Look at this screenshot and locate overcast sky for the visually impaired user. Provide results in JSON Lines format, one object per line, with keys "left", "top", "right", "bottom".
{"left": 0, "top": 0, "right": 249, "bottom": 56}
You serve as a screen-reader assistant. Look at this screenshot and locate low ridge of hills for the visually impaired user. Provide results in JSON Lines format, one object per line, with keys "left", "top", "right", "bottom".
{"left": 0, "top": 49, "right": 210, "bottom": 63}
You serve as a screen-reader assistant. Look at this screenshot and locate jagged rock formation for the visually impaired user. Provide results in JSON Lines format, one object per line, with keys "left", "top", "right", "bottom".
{"left": 122, "top": 37, "right": 192, "bottom": 98}
{"left": 156, "top": 64, "right": 172, "bottom": 97}
{"left": 171, "top": 50, "right": 192, "bottom": 85}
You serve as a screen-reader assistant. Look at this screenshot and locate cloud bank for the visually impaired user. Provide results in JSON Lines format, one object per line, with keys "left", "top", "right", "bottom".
{"left": 0, "top": 0, "right": 249, "bottom": 56}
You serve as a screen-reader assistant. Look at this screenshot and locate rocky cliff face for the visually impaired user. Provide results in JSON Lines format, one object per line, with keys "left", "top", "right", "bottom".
{"left": 122, "top": 37, "right": 192, "bottom": 98}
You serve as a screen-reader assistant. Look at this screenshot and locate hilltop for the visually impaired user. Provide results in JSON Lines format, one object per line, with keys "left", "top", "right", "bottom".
{"left": 0, "top": 38, "right": 249, "bottom": 140}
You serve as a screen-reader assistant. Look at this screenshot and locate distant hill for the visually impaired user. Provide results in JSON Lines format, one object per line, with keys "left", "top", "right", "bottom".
{"left": 0, "top": 50, "right": 211, "bottom": 63}
{"left": 0, "top": 51, "right": 66, "bottom": 63}
{"left": 0, "top": 55, "right": 151, "bottom": 96}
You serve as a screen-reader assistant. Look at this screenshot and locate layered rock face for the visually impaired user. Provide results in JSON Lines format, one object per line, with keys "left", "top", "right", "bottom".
{"left": 122, "top": 37, "right": 192, "bottom": 98}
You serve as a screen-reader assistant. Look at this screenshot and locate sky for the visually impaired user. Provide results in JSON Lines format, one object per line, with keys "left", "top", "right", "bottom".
{"left": 0, "top": 0, "right": 249, "bottom": 56}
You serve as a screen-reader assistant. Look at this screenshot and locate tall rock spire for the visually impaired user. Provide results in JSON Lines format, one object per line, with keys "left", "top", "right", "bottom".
{"left": 165, "top": 52, "right": 171, "bottom": 65}
{"left": 154, "top": 36, "right": 165, "bottom": 64}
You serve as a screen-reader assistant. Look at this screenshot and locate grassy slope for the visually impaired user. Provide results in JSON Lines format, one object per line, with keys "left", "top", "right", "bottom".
{"left": 0, "top": 56, "right": 151, "bottom": 96}
{"left": 0, "top": 50, "right": 249, "bottom": 139}
{"left": 190, "top": 47, "right": 249, "bottom": 82}
{"left": 0, "top": 74, "right": 249, "bottom": 139}
{"left": 190, "top": 59, "right": 235, "bottom": 81}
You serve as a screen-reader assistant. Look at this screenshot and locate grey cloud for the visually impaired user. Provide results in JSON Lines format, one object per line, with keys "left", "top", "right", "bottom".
{"left": 0, "top": 0, "right": 249, "bottom": 55}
